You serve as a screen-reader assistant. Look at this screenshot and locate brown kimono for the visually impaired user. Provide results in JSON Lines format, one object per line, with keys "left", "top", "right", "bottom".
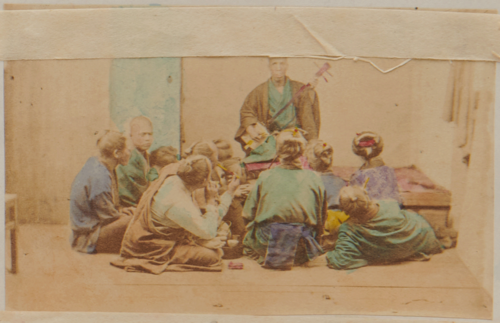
{"left": 110, "top": 163, "right": 223, "bottom": 274}
{"left": 234, "top": 77, "right": 320, "bottom": 150}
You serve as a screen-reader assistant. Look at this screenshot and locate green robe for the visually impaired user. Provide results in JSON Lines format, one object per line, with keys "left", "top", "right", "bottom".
{"left": 117, "top": 148, "right": 150, "bottom": 207}
{"left": 242, "top": 166, "right": 328, "bottom": 262}
{"left": 326, "top": 200, "right": 444, "bottom": 270}
{"left": 268, "top": 79, "right": 298, "bottom": 132}
{"left": 147, "top": 167, "right": 159, "bottom": 182}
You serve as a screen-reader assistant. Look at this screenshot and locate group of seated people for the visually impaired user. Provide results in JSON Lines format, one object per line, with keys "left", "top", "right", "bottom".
{"left": 69, "top": 115, "right": 449, "bottom": 274}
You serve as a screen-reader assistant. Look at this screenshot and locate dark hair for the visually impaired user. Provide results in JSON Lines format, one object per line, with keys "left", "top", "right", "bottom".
{"left": 221, "top": 157, "right": 241, "bottom": 169}
{"left": 177, "top": 155, "right": 212, "bottom": 186}
{"left": 150, "top": 146, "right": 178, "bottom": 167}
{"left": 276, "top": 131, "right": 306, "bottom": 163}
{"left": 184, "top": 141, "right": 218, "bottom": 162}
{"left": 96, "top": 131, "right": 127, "bottom": 159}
{"left": 279, "top": 139, "right": 304, "bottom": 162}
{"left": 213, "top": 139, "right": 233, "bottom": 162}
{"left": 306, "top": 140, "right": 334, "bottom": 172}
{"left": 338, "top": 186, "right": 371, "bottom": 219}
{"left": 352, "top": 131, "right": 384, "bottom": 160}
{"left": 220, "top": 157, "right": 247, "bottom": 184}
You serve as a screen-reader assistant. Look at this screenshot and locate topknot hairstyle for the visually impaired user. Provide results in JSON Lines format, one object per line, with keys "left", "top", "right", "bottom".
{"left": 96, "top": 130, "right": 127, "bottom": 159}
{"left": 177, "top": 155, "right": 212, "bottom": 186}
{"left": 275, "top": 128, "right": 308, "bottom": 163}
{"left": 352, "top": 131, "right": 384, "bottom": 160}
{"left": 306, "top": 139, "right": 334, "bottom": 172}
{"left": 338, "top": 186, "right": 372, "bottom": 220}
{"left": 150, "top": 146, "right": 178, "bottom": 168}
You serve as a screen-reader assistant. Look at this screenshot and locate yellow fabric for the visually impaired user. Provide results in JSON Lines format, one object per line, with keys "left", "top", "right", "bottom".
{"left": 325, "top": 210, "right": 350, "bottom": 233}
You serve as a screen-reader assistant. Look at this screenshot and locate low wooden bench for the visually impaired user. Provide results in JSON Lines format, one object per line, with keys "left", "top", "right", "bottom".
{"left": 331, "top": 166, "right": 452, "bottom": 229}
{"left": 245, "top": 164, "right": 452, "bottom": 229}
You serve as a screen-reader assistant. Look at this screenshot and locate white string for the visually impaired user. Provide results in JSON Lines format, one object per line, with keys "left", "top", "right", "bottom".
{"left": 307, "top": 55, "right": 412, "bottom": 74}
{"left": 492, "top": 51, "right": 500, "bottom": 60}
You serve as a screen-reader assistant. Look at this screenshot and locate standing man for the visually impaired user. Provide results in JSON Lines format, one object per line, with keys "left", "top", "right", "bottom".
{"left": 234, "top": 57, "right": 320, "bottom": 154}
{"left": 117, "top": 116, "right": 154, "bottom": 207}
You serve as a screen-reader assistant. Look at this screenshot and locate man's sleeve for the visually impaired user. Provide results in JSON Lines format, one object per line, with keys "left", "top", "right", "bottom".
{"left": 219, "top": 192, "right": 233, "bottom": 215}
{"left": 310, "top": 90, "right": 320, "bottom": 138}
{"left": 117, "top": 156, "right": 149, "bottom": 206}
{"left": 242, "top": 179, "right": 260, "bottom": 222}
{"left": 92, "top": 192, "right": 122, "bottom": 225}
{"left": 238, "top": 90, "right": 260, "bottom": 137}
{"left": 167, "top": 202, "right": 221, "bottom": 240}
{"left": 126, "top": 155, "right": 149, "bottom": 187}
{"left": 297, "top": 88, "right": 320, "bottom": 140}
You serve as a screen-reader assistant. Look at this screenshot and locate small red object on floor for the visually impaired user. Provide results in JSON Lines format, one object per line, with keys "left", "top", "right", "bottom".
{"left": 228, "top": 261, "right": 244, "bottom": 270}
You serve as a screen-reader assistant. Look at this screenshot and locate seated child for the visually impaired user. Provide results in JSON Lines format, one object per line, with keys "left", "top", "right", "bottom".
{"left": 217, "top": 157, "right": 251, "bottom": 256}
{"left": 306, "top": 141, "right": 347, "bottom": 213}
{"left": 350, "top": 131, "right": 402, "bottom": 204}
{"left": 69, "top": 131, "right": 134, "bottom": 254}
{"left": 306, "top": 140, "right": 348, "bottom": 249}
{"left": 186, "top": 140, "right": 232, "bottom": 209}
{"left": 242, "top": 129, "right": 326, "bottom": 270}
{"left": 213, "top": 139, "right": 234, "bottom": 162}
{"left": 188, "top": 140, "right": 251, "bottom": 257}
{"left": 147, "top": 146, "right": 178, "bottom": 182}
{"left": 111, "top": 156, "right": 241, "bottom": 274}
{"left": 117, "top": 116, "right": 154, "bottom": 207}
{"left": 184, "top": 140, "right": 220, "bottom": 181}
{"left": 326, "top": 186, "right": 443, "bottom": 270}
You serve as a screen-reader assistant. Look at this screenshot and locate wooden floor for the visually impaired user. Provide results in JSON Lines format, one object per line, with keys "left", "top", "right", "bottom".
{"left": 5, "top": 224, "right": 492, "bottom": 319}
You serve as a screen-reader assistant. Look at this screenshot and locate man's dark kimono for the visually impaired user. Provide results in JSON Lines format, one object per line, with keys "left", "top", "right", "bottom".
{"left": 235, "top": 77, "right": 320, "bottom": 153}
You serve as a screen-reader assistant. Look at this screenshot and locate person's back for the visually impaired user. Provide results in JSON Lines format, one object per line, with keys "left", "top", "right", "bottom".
{"left": 111, "top": 156, "right": 241, "bottom": 274}
{"left": 350, "top": 166, "right": 401, "bottom": 203}
{"left": 70, "top": 131, "right": 132, "bottom": 254}
{"left": 305, "top": 139, "right": 346, "bottom": 209}
{"left": 70, "top": 156, "right": 116, "bottom": 253}
{"left": 350, "top": 132, "right": 401, "bottom": 204}
{"left": 242, "top": 130, "right": 326, "bottom": 269}
{"left": 326, "top": 187, "right": 443, "bottom": 270}
{"left": 147, "top": 146, "right": 178, "bottom": 182}
{"left": 248, "top": 167, "right": 324, "bottom": 226}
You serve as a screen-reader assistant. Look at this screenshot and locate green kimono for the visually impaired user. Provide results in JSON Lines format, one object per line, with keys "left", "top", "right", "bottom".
{"left": 147, "top": 167, "right": 159, "bottom": 182}
{"left": 242, "top": 166, "right": 328, "bottom": 263}
{"left": 117, "top": 148, "right": 150, "bottom": 207}
{"left": 267, "top": 79, "right": 298, "bottom": 132}
{"left": 326, "top": 200, "right": 444, "bottom": 270}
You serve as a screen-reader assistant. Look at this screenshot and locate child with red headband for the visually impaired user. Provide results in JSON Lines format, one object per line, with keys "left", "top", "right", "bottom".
{"left": 350, "top": 132, "right": 402, "bottom": 204}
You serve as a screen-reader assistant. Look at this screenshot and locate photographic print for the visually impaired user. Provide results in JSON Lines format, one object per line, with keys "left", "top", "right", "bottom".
{"left": 2, "top": 5, "right": 497, "bottom": 320}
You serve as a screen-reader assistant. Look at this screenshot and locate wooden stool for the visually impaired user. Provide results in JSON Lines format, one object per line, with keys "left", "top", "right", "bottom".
{"left": 5, "top": 194, "right": 18, "bottom": 274}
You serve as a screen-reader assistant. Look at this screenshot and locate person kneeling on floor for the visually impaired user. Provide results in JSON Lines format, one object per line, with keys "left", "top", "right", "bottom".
{"left": 326, "top": 186, "right": 444, "bottom": 270}
{"left": 242, "top": 129, "right": 327, "bottom": 270}
{"left": 146, "top": 146, "right": 178, "bottom": 182}
{"left": 69, "top": 131, "right": 135, "bottom": 254}
{"left": 111, "top": 155, "right": 241, "bottom": 274}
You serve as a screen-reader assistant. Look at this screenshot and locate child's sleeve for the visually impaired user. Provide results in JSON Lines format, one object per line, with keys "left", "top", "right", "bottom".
{"left": 326, "top": 228, "right": 368, "bottom": 270}
{"left": 242, "top": 179, "right": 260, "bottom": 222}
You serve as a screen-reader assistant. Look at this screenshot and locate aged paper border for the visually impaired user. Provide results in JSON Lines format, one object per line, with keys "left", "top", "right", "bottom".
{"left": 0, "top": 0, "right": 499, "bottom": 322}
{"left": 0, "top": 6, "right": 499, "bottom": 60}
